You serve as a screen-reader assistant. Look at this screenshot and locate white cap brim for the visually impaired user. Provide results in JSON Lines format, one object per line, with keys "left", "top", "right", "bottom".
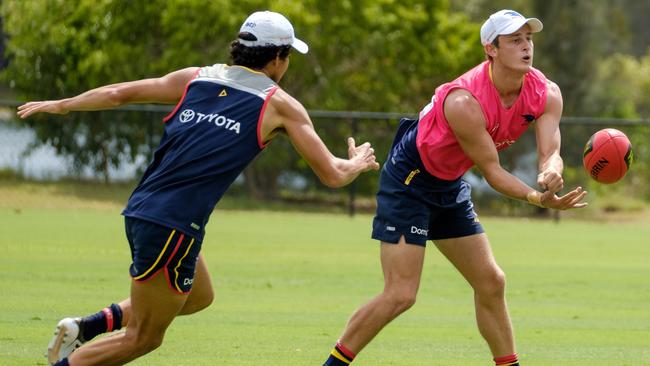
{"left": 499, "top": 17, "right": 543, "bottom": 37}
{"left": 292, "top": 37, "right": 309, "bottom": 54}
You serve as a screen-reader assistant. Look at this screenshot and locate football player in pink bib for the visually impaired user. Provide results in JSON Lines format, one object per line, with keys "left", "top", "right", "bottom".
{"left": 323, "top": 10, "right": 588, "bottom": 366}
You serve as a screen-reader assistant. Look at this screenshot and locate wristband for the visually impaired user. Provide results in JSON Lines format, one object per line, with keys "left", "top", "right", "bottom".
{"left": 526, "top": 191, "right": 544, "bottom": 208}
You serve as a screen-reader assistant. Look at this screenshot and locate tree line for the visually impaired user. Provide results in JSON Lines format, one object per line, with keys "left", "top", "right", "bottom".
{"left": 1, "top": 0, "right": 648, "bottom": 202}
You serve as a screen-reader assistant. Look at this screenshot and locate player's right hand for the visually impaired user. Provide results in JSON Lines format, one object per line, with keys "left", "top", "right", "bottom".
{"left": 537, "top": 169, "right": 563, "bottom": 194}
{"left": 347, "top": 137, "right": 380, "bottom": 172}
{"left": 540, "top": 186, "right": 588, "bottom": 210}
{"left": 17, "top": 100, "right": 68, "bottom": 119}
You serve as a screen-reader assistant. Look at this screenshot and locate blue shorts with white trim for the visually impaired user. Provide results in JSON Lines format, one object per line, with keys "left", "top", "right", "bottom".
{"left": 371, "top": 118, "right": 484, "bottom": 246}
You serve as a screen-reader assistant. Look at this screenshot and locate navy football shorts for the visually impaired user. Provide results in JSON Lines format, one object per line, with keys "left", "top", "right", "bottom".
{"left": 124, "top": 216, "right": 202, "bottom": 294}
{"left": 371, "top": 118, "right": 484, "bottom": 246}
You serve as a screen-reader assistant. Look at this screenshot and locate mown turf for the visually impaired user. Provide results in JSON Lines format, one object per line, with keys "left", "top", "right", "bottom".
{"left": 0, "top": 206, "right": 648, "bottom": 365}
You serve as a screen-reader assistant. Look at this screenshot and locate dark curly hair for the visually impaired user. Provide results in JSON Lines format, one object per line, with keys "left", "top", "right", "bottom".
{"left": 229, "top": 36, "right": 292, "bottom": 69}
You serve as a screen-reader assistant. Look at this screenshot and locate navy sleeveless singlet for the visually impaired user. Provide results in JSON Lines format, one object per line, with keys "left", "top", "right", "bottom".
{"left": 122, "top": 64, "right": 278, "bottom": 239}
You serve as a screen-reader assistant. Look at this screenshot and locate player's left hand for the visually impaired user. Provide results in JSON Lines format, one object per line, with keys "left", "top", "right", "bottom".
{"left": 537, "top": 169, "right": 563, "bottom": 193}
{"left": 540, "top": 186, "right": 588, "bottom": 210}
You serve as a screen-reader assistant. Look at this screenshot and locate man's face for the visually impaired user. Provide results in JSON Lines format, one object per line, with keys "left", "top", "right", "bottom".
{"left": 492, "top": 24, "right": 535, "bottom": 73}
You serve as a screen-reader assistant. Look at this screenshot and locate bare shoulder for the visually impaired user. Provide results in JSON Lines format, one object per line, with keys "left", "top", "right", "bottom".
{"left": 268, "top": 88, "right": 309, "bottom": 123}
{"left": 156, "top": 67, "right": 198, "bottom": 83}
{"left": 545, "top": 79, "right": 562, "bottom": 100}
{"left": 259, "top": 87, "right": 311, "bottom": 141}
{"left": 170, "top": 66, "right": 200, "bottom": 77}
{"left": 270, "top": 88, "right": 303, "bottom": 110}
{"left": 149, "top": 67, "right": 200, "bottom": 94}
{"left": 544, "top": 79, "right": 563, "bottom": 113}
{"left": 444, "top": 88, "right": 483, "bottom": 122}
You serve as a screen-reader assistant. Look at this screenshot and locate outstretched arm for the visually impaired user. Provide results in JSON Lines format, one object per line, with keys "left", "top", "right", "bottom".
{"left": 535, "top": 80, "right": 564, "bottom": 193}
{"left": 444, "top": 89, "right": 587, "bottom": 210}
{"left": 17, "top": 67, "right": 199, "bottom": 119}
{"left": 266, "top": 89, "right": 380, "bottom": 188}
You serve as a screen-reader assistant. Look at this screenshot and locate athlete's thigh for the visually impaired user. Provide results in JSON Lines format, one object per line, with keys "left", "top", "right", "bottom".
{"left": 184, "top": 255, "right": 213, "bottom": 304}
{"left": 380, "top": 236, "right": 426, "bottom": 293}
{"left": 128, "top": 271, "right": 189, "bottom": 336}
{"left": 434, "top": 233, "right": 500, "bottom": 287}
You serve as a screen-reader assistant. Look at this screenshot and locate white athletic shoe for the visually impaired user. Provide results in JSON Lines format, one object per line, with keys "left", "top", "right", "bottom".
{"left": 46, "top": 317, "right": 84, "bottom": 365}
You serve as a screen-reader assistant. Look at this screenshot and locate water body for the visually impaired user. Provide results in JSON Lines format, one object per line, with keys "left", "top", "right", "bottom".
{"left": 0, "top": 121, "right": 140, "bottom": 181}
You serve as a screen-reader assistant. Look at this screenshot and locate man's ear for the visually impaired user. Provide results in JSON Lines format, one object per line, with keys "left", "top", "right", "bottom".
{"left": 484, "top": 43, "right": 497, "bottom": 58}
{"left": 265, "top": 57, "right": 278, "bottom": 70}
{"left": 268, "top": 54, "right": 280, "bottom": 67}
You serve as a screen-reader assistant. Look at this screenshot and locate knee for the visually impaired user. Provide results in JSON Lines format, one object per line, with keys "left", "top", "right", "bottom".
{"left": 474, "top": 268, "right": 506, "bottom": 299}
{"left": 384, "top": 289, "right": 418, "bottom": 314}
{"left": 140, "top": 334, "right": 164, "bottom": 353}
{"left": 125, "top": 331, "right": 165, "bottom": 357}
{"left": 182, "top": 288, "right": 214, "bottom": 315}
{"left": 195, "top": 289, "right": 214, "bottom": 312}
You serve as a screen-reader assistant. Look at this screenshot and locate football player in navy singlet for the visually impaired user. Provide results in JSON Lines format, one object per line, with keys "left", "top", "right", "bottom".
{"left": 18, "top": 11, "right": 379, "bottom": 366}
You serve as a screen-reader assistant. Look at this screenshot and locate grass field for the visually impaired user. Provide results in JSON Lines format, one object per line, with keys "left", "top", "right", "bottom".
{"left": 1, "top": 184, "right": 649, "bottom": 365}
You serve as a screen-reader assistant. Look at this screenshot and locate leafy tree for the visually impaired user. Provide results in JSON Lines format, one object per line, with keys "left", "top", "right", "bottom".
{"left": 453, "top": 0, "right": 650, "bottom": 208}
{"left": 260, "top": 0, "right": 482, "bottom": 197}
{"left": 2, "top": 0, "right": 481, "bottom": 196}
{"left": 581, "top": 51, "right": 650, "bottom": 199}
{"left": 455, "top": 0, "right": 632, "bottom": 116}
{"left": 617, "top": 0, "right": 650, "bottom": 58}
{"left": 1, "top": 0, "right": 171, "bottom": 181}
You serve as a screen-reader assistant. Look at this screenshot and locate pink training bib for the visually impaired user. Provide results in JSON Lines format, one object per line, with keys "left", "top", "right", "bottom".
{"left": 416, "top": 61, "right": 547, "bottom": 180}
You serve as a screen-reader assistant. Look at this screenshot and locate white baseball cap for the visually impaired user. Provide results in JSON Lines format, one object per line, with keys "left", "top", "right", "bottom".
{"left": 480, "top": 9, "right": 543, "bottom": 45}
{"left": 238, "top": 11, "right": 309, "bottom": 54}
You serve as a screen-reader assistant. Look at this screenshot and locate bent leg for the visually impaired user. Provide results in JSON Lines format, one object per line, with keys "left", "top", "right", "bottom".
{"left": 435, "top": 233, "right": 515, "bottom": 357}
{"left": 67, "top": 273, "right": 188, "bottom": 366}
{"left": 115, "top": 254, "right": 214, "bottom": 324}
{"left": 179, "top": 254, "right": 214, "bottom": 315}
{"left": 338, "top": 236, "right": 425, "bottom": 354}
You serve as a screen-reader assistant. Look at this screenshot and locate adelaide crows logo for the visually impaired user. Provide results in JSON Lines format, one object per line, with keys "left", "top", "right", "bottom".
{"left": 504, "top": 11, "right": 523, "bottom": 18}
{"left": 521, "top": 114, "right": 536, "bottom": 125}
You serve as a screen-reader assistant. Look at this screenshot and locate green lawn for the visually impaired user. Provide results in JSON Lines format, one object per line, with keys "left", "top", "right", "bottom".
{"left": 0, "top": 207, "right": 649, "bottom": 365}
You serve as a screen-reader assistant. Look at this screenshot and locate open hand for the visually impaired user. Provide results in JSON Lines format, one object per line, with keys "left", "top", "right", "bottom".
{"left": 347, "top": 137, "right": 380, "bottom": 172}
{"left": 540, "top": 186, "right": 588, "bottom": 210}
{"left": 17, "top": 100, "right": 68, "bottom": 119}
